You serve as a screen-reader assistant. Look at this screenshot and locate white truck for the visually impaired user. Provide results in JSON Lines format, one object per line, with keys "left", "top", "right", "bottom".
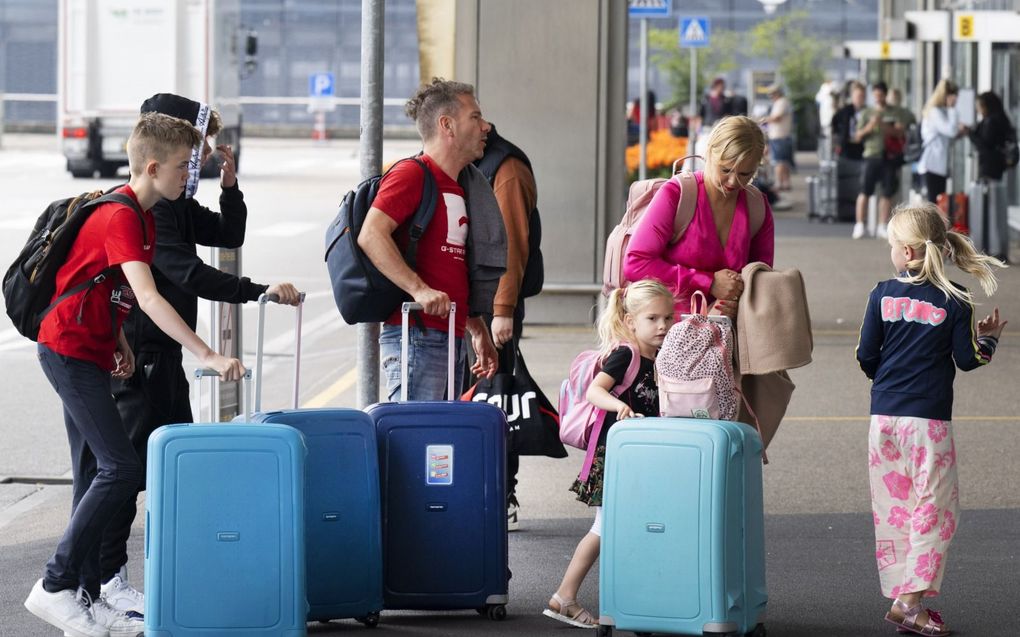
{"left": 58, "top": 0, "right": 255, "bottom": 178}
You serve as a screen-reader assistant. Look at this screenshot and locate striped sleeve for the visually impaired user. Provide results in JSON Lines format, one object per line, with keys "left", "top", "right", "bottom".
{"left": 952, "top": 297, "right": 995, "bottom": 371}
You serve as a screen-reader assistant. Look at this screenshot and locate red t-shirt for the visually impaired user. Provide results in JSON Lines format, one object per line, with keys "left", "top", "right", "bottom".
{"left": 38, "top": 186, "right": 155, "bottom": 370}
{"left": 372, "top": 155, "right": 469, "bottom": 336}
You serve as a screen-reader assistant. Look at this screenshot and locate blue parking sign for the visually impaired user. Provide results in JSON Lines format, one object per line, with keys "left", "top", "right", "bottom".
{"left": 309, "top": 73, "right": 335, "bottom": 98}
{"left": 679, "top": 17, "right": 710, "bottom": 48}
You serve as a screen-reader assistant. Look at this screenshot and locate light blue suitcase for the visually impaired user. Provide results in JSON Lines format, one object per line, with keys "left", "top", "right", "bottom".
{"left": 145, "top": 370, "right": 308, "bottom": 637}
{"left": 598, "top": 418, "right": 767, "bottom": 637}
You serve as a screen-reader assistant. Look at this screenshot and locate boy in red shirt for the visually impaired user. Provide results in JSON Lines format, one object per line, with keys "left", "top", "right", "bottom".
{"left": 24, "top": 112, "right": 244, "bottom": 637}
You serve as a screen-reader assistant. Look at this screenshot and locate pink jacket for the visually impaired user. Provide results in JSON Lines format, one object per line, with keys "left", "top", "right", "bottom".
{"left": 623, "top": 171, "right": 775, "bottom": 315}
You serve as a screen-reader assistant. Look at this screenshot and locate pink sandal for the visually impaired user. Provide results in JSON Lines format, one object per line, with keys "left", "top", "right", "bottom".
{"left": 542, "top": 593, "right": 597, "bottom": 629}
{"left": 885, "top": 599, "right": 950, "bottom": 636}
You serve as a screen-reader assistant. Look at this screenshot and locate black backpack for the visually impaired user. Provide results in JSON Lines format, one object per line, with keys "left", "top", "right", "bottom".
{"left": 3, "top": 191, "right": 145, "bottom": 341}
{"left": 325, "top": 158, "right": 437, "bottom": 324}
{"left": 474, "top": 126, "right": 544, "bottom": 298}
{"left": 902, "top": 123, "right": 923, "bottom": 164}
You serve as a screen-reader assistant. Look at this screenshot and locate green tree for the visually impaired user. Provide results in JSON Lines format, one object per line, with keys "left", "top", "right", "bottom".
{"left": 747, "top": 11, "right": 832, "bottom": 103}
{"left": 648, "top": 27, "right": 743, "bottom": 111}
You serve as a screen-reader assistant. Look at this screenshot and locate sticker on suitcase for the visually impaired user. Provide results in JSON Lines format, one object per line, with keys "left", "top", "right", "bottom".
{"left": 427, "top": 444, "right": 454, "bottom": 485}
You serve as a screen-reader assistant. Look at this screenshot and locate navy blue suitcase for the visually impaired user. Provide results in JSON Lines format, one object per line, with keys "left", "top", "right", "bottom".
{"left": 247, "top": 293, "right": 383, "bottom": 626}
{"left": 365, "top": 302, "right": 509, "bottom": 620}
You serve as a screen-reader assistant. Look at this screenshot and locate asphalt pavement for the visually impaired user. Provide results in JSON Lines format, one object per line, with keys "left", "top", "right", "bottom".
{"left": 1, "top": 138, "right": 1018, "bottom": 636}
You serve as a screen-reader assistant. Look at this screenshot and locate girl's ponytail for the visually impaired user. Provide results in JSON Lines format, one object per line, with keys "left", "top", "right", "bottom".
{"left": 597, "top": 288, "right": 630, "bottom": 360}
{"left": 946, "top": 230, "right": 1006, "bottom": 297}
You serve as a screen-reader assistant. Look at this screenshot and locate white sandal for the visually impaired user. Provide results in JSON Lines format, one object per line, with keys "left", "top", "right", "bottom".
{"left": 542, "top": 592, "right": 598, "bottom": 629}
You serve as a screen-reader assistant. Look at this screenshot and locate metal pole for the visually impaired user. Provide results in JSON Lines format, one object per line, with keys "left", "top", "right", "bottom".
{"left": 639, "top": 18, "right": 648, "bottom": 180}
{"left": 688, "top": 48, "right": 697, "bottom": 170}
{"left": 357, "top": 0, "right": 383, "bottom": 408}
{"left": 689, "top": 49, "right": 697, "bottom": 132}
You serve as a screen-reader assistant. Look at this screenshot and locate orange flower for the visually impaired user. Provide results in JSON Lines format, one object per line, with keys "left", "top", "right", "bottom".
{"left": 626, "top": 130, "right": 688, "bottom": 174}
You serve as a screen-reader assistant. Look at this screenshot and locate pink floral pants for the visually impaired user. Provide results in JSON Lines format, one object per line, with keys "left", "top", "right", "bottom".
{"left": 868, "top": 415, "right": 959, "bottom": 599}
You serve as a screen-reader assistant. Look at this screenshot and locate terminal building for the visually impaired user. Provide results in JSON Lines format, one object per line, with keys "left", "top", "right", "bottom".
{"left": 844, "top": 0, "right": 1020, "bottom": 231}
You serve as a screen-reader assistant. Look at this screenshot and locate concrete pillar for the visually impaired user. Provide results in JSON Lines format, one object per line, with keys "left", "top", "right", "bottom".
{"left": 454, "top": 0, "right": 628, "bottom": 324}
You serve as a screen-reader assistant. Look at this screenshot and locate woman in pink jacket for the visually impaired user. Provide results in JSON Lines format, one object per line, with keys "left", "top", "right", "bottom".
{"left": 624, "top": 115, "right": 775, "bottom": 319}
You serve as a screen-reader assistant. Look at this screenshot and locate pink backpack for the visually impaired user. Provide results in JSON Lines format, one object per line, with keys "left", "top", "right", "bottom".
{"left": 558, "top": 342, "right": 641, "bottom": 482}
{"left": 655, "top": 291, "right": 739, "bottom": 421}
{"left": 602, "top": 162, "right": 766, "bottom": 297}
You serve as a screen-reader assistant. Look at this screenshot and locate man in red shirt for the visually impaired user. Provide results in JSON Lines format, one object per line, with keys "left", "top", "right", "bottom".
{"left": 24, "top": 113, "right": 244, "bottom": 637}
{"left": 359, "top": 79, "right": 498, "bottom": 400}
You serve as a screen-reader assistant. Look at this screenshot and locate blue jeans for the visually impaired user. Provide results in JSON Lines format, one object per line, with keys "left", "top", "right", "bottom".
{"left": 37, "top": 345, "right": 143, "bottom": 597}
{"left": 380, "top": 324, "right": 466, "bottom": 401}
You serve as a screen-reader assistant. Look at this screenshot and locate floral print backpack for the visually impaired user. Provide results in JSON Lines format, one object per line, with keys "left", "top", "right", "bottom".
{"left": 655, "top": 291, "right": 739, "bottom": 421}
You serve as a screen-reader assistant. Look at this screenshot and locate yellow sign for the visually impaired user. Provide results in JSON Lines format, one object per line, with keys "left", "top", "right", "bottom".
{"left": 957, "top": 14, "right": 975, "bottom": 40}
{"left": 880, "top": 41, "right": 891, "bottom": 59}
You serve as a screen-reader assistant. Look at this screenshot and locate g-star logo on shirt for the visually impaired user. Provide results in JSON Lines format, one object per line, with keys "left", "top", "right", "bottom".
{"left": 443, "top": 193, "right": 468, "bottom": 258}
{"left": 881, "top": 296, "right": 947, "bottom": 326}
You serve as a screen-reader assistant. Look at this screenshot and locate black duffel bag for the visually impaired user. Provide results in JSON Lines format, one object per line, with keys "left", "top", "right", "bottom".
{"left": 325, "top": 158, "right": 437, "bottom": 324}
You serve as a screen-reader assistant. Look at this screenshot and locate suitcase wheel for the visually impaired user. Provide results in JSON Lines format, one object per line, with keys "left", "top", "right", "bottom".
{"left": 595, "top": 626, "right": 613, "bottom": 637}
{"left": 485, "top": 603, "right": 507, "bottom": 621}
{"left": 356, "top": 612, "right": 381, "bottom": 628}
{"left": 745, "top": 624, "right": 766, "bottom": 637}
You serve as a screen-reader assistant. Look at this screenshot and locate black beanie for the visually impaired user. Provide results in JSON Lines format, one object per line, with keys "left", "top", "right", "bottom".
{"left": 140, "top": 93, "right": 201, "bottom": 125}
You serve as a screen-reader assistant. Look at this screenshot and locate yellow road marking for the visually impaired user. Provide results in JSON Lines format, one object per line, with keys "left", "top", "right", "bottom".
{"left": 303, "top": 367, "right": 358, "bottom": 408}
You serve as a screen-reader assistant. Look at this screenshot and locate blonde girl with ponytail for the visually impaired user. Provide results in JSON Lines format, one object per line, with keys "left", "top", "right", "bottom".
{"left": 544, "top": 279, "right": 674, "bottom": 629}
{"left": 857, "top": 202, "right": 1007, "bottom": 637}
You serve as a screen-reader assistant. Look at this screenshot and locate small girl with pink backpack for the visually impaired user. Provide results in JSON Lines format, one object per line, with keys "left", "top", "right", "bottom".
{"left": 544, "top": 279, "right": 675, "bottom": 629}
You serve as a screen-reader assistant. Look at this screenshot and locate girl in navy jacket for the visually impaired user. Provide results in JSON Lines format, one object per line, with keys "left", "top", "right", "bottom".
{"left": 856, "top": 203, "right": 1007, "bottom": 636}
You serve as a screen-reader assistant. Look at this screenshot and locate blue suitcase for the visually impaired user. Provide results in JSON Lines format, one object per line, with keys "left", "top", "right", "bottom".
{"left": 247, "top": 293, "right": 383, "bottom": 626}
{"left": 249, "top": 408, "right": 382, "bottom": 625}
{"left": 365, "top": 302, "right": 509, "bottom": 620}
{"left": 598, "top": 418, "right": 767, "bottom": 637}
{"left": 145, "top": 370, "right": 307, "bottom": 637}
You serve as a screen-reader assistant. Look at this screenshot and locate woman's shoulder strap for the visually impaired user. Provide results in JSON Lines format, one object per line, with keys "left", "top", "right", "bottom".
{"left": 670, "top": 171, "right": 699, "bottom": 243}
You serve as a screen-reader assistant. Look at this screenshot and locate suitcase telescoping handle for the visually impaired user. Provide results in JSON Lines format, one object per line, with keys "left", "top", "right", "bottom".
{"left": 193, "top": 368, "right": 253, "bottom": 422}
{"left": 400, "top": 301, "right": 456, "bottom": 401}
{"left": 254, "top": 291, "right": 306, "bottom": 413}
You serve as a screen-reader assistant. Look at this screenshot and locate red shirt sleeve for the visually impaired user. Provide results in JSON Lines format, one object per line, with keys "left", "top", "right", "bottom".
{"left": 372, "top": 160, "right": 428, "bottom": 226}
{"left": 105, "top": 207, "right": 151, "bottom": 266}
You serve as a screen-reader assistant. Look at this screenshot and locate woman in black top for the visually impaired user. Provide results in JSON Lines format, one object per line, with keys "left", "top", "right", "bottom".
{"left": 967, "top": 91, "right": 1015, "bottom": 262}
{"left": 968, "top": 91, "right": 1014, "bottom": 181}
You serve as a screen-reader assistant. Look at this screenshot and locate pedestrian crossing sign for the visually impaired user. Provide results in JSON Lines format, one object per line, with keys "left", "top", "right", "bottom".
{"left": 680, "top": 17, "right": 710, "bottom": 48}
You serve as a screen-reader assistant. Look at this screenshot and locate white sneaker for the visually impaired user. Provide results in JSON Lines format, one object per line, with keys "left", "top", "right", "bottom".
{"left": 851, "top": 222, "right": 866, "bottom": 239}
{"left": 507, "top": 499, "right": 520, "bottom": 532}
{"left": 23, "top": 578, "right": 107, "bottom": 637}
{"left": 876, "top": 224, "right": 888, "bottom": 239}
{"left": 101, "top": 574, "right": 144, "bottom": 616}
{"left": 90, "top": 597, "right": 144, "bottom": 637}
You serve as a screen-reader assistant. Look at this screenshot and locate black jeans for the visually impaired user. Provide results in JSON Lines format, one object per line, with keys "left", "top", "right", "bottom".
{"left": 102, "top": 350, "right": 193, "bottom": 581}
{"left": 37, "top": 345, "right": 143, "bottom": 598}
{"left": 924, "top": 172, "right": 948, "bottom": 204}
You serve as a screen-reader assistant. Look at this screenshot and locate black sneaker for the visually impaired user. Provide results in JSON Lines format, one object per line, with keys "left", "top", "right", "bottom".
{"left": 507, "top": 497, "right": 520, "bottom": 532}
